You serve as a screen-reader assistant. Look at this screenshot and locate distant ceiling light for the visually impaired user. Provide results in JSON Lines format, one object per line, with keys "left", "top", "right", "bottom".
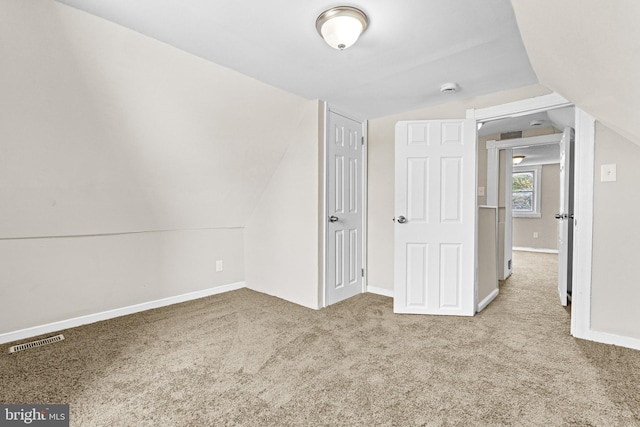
{"left": 440, "top": 82, "right": 459, "bottom": 93}
{"left": 513, "top": 155, "right": 525, "bottom": 165}
{"left": 316, "top": 6, "right": 368, "bottom": 50}
{"left": 529, "top": 119, "right": 544, "bottom": 127}
{"left": 477, "top": 122, "right": 484, "bottom": 130}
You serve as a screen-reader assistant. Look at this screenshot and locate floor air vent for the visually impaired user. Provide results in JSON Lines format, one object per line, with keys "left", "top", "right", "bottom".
{"left": 9, "top": 334, "right": 65, "bottom": 354}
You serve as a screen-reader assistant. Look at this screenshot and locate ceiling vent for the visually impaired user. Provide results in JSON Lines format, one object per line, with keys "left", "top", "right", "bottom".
{"left": 500, "top": 131, "right": 523, "bottom": 140}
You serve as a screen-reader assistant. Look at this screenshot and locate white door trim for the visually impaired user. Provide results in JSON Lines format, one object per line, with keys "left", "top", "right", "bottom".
{"left": 485, "top": 134, "right": 562, "bottom": 207}
{"left": 467, "top": 93, "right": 593, "bottom": 341}
{"left": 322, "top": 104, "right": 368, "bottom": 307}
{"left": 570, "top": 109, "right": 594, "bottom": 340}
{"left": 468, "top": 93, "right": 573, "bottom": 122}
{"left": 486, "top": 133, "right": 562, "bottom": 279}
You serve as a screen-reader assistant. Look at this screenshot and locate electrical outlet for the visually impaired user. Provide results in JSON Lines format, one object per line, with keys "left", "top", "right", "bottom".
{"left": 216, "top": 260, "right": 223, "bottom": 272}
{"left": 533, "top": 232, "right": 539, "bottom": 239}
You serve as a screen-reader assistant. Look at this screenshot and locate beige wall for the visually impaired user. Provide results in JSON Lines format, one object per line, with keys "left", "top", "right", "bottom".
{"left": 244, "top": 101, "right": 321, "bottom": 309}
{"left": 513, "top": 164, "right": 560, "bottom": 250}
{"left": 0, "top": 229, "right": 244, "bottom": 333}
{"left": 366, "top": 84, "right": 552, "bottom": 292}
{"left": 591, "top": 123, "right": 640, "bottom": 339}
{"left": 0, "top": 0, "right": 318, "bottom": 334}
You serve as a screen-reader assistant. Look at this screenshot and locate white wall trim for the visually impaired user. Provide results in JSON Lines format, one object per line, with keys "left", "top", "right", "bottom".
{"left": 477, "top": 288, "right": 499, "bottom": 313}
{"left": 367, "top": 286, "right": 393, "bottom": 298}
{"left": 489, "top": 133, "right": 563, "bottom": 150}
{"left": 0, "top": 282, "right": 246, "bottom": 345}
{"left": 513, "top": 247, "right": 559, "bottom": 254}
{"left": 571, "top": 109, "right": 595, "bottom": 340}
{"left": 579, "top": 330, "right": 640, "bottom": 352}
{"left": 362, "top": 119, "right": 369, "bottom": 294}
{"left": 467, "top": 93, "right": 572, "bottom": 122}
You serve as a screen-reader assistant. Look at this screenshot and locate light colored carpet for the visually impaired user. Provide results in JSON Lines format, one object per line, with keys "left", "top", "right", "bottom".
{"left": 2, "top": 251, "right": 639, "bottom": 426}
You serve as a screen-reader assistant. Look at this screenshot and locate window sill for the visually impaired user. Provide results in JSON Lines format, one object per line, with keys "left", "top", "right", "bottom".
{"left": 513, "top": 212, "right": 541, "bottom": 218}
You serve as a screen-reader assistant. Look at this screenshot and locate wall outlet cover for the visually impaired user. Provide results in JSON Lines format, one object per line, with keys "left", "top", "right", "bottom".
{"left": 601, "top": 164, "right": 617, "bottom": 182}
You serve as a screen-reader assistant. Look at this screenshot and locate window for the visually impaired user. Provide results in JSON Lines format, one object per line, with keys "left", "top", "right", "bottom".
{"left": 512, "top": 165, "right": 541, "bottom": 218}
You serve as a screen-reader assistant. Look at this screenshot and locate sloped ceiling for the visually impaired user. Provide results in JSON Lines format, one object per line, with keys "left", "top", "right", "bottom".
{"left": 511, "top": 0, "right": 640, "bottom": 146}
{"left": 54, "top": 0, "right": 538, "bottom": 120}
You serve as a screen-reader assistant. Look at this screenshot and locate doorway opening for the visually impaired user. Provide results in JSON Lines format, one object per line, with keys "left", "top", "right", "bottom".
{"left": 467, "top": 93, "right": 595, "bottom": 338}
{"left": 479, "top": 112, "right": 573, "bottom": 309}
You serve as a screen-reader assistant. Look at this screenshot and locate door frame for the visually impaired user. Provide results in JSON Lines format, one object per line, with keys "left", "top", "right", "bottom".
{"left": 486, "top": 133, "right": 563, "bottom": 280}
{"left": 466, "top": 93, "right": 594, "bottom": 339}
{"left": 321, "top": 103, "right": 368, "bottom": 307}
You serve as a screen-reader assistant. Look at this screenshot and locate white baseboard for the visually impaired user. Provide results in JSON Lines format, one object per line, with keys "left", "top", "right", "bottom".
{"left": 477, "top": 288, "right": 499, "bottom": 313}
{"left": 513, "top": 247, "right": 559, "bottom": 254}
{"left": 366, "top": 286, "right": 393, "bottom": 298}
{"left": 0, "top": 281, "right": 246, "bottom": 345}
{"left": 578, "top": 329, "right": 640, "bottom": 352}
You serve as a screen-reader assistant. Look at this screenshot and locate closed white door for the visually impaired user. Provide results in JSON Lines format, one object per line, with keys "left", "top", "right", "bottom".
{"left": 326, "top": 111, "right": 364, "bottom": 306}
{"left": 394, "top": 119, "right": 476, "bottom": 316}
{"left": 557, "top": 127, "right": 575, "bottom": 306}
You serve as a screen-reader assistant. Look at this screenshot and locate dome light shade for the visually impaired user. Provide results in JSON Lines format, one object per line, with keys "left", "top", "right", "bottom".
{"left": 316, "top": 6, "right": 368, "bottom": 50}
{"left": 513, "top": 155, "right": 525, "bottom": 165}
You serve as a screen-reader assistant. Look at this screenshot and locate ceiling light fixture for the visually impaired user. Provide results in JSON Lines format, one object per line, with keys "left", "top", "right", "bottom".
{"left": 513, "top": 155, "right": 525, "bottom": 165}
{"left": 316, "top": 6, "right": 368, "bottom": 50}
{"left": 529, "top": 119, "right": 544, "bottom": 127}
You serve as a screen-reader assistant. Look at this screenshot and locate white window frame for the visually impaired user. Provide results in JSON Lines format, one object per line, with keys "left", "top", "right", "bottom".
{"left": 512, "top": 165, "right": 542, "bottom": 218}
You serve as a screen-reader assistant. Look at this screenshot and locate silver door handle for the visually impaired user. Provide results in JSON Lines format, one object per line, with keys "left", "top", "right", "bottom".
{"left": 397, "top": 216, "right": 407, "bottom": 224}
{"left": 329, "top": 215, "right": 339, "bottom": 223}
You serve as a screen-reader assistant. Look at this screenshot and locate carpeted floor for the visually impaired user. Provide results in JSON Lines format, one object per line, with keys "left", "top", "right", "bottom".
{"left": 1, "top": 251, "right": 639, "bottom": 426}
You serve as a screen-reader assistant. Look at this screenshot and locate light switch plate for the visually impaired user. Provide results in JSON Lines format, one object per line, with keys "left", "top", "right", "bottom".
{"left": 216, "top": 260, "right": 223, "bottom": 272}
{"left": 601, "top": 164, "right": 617, "bottom": 182}
{"left": 478, "top": 186, "right": 485, "bottom": 196}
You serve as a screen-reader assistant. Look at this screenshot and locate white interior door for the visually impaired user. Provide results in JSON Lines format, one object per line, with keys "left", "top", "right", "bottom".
{"left": 557, "top": 127, "right": 575, "bottom": 306}
{"left": 326, "top": 110, "right": 364, "bottom": 306}
{"left": 394, "top": 119, "right": 476, "bottom": 316}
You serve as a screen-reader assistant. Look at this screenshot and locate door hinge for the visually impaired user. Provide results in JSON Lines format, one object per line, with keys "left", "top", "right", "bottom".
{"left": 361, "top": 268, "right": 365, "bottom": 277}
{"left": 361, "top": 136, "right": 364, "bottom": 145}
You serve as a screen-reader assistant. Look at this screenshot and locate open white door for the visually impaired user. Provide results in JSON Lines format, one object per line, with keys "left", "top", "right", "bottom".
{"left": 326, "top": 110, "right": 364, "bottom": 306}
{"left": 394, "top": 119, "right": 476, "bottom": 316}
{"left": 557, "top": 127, "right": 575, "bottom": 306}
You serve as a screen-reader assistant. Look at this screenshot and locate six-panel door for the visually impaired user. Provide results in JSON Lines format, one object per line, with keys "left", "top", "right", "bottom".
{"left": 394, "top": 119, "right": 476, "bottom": 316}
{"left": 326, "top": 111, "right": 363, "bottom": 306}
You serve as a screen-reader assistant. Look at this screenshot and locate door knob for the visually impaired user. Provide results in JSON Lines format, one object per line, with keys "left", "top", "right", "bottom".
{"left": 329, "top": 215, "right": 339, "bottom": 223}
{"left": 397, "top": 216, "right": 407, "bottom": 224}
{"left": 555, "top": 214, "right": 563, "bottom": 220}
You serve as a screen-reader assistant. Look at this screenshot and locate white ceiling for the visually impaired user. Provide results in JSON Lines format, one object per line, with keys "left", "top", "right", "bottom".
{"left": 54, "top": 0, "right": 538, "bottom": 120}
